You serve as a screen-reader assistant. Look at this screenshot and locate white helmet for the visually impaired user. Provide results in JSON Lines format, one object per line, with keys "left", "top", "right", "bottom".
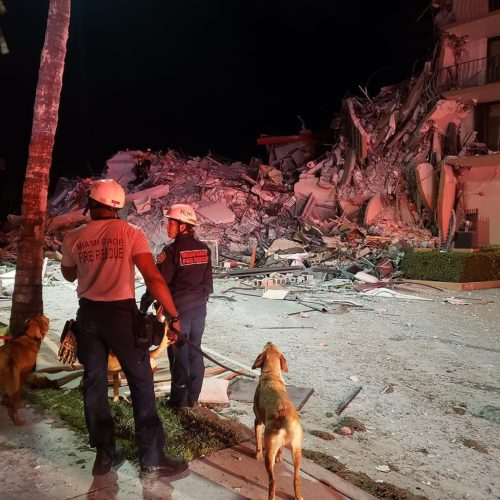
{"left": 89, "top": 179, "right": 125, "bottom": 209}
{"left": 165, "top": 204, "right": 197, "bottom": 225}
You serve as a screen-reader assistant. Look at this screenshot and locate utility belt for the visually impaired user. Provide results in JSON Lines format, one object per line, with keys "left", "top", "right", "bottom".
{"left": 134, "top": 309, "right": 168, "bottom": 349}
{"left": 58, "top": 300, "right": 177, "bottom": 364}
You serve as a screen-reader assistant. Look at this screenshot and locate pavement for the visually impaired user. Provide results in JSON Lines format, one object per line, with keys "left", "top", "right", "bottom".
{"left": 0, "top": 289, "right": 375, "bottom": 499}
{"left": 0, "top": 405, "right": 375, "bottom": 500}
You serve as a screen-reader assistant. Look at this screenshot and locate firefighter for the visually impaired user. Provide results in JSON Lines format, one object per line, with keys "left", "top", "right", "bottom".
{"left": 61, "top": 179, "right": 187, "bottom": 480}
{"left": 140, "top": 203, "right": 213, "bottom": 409}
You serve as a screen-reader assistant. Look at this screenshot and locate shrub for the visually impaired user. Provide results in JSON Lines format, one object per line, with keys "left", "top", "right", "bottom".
{"left": 400, "top": 250, "right": 500, "bottom": 282}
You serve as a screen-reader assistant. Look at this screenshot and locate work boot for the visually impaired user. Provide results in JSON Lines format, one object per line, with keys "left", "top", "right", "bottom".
{"left": 140, "top": 457, "right": 189, "bottom": 480}
{"left": 162, "top": 398, "right": 187, "bottom": 410}
{"left": 92, "top": 446, "right": 126, "bottom": 476}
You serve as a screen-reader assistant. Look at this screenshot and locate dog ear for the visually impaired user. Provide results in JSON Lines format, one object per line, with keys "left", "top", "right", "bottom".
{"left": 38, "top": 315, "right": 49, "bottom": 334}
{"left": 252, "top": 352, "right": 266, "bottom": 370}
{"left": 280, "top": 354, "right": 289, "bottom": 373}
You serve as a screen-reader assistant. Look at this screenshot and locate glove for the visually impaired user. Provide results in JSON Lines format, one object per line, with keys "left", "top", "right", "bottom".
{"left": 58, "top": 330, "right": 77, "bottom": 365}
{"left": 58, "top": 320, "right": 78, "bottom": 365}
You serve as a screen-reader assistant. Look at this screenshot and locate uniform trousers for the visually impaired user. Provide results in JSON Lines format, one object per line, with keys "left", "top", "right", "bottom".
{"left": 75, "top": 298, "right": 165, "bottom": 468}
{"left": 167, "top": 301, "right": 207, "bottom": 407}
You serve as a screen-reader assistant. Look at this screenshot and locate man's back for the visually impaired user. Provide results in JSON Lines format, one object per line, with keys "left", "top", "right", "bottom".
{"left": 61, "top": 219, "right": 150, "bottom": 301}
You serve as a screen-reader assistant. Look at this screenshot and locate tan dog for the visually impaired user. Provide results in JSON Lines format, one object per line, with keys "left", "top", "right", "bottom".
{"left": 107, "top": 321, "right": 171, "bottom": 402}
{"left": 252, "top": 342, "right": 303, "bottom": 500}
{"left": 0, "top": 314, "right": 49, "bottom": 425}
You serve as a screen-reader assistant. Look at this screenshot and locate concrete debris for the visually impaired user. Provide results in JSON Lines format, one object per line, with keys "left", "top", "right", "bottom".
{"left": 4, "top": 33, "right": 499, "bottom": 278}
{"left": 197, "top": 201, "right": 236, "bottom": 225}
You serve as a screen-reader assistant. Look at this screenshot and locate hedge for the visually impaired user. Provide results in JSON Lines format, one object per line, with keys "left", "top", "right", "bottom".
{"left": 400, "top": 249, "right": 500, "bottom": 283}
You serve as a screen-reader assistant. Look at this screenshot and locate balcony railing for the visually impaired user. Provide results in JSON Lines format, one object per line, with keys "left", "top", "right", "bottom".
{"left": 437, "top": 55, "right": 500, "bottom": 91}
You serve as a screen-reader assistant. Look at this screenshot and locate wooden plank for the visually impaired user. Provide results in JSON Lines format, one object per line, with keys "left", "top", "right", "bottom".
{"left": 202, "top": 346, "right": 260, "bottom": 376}
{"left": 406, "top": 279, "right": 500, "bottom": 291}
{"left": 204, "top": 367, "right": 228, "bottom": 377}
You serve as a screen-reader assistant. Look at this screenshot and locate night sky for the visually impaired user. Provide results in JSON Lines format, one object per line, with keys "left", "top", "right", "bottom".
{"left": 0, "top": 0, "right": 433, "bottom": 218}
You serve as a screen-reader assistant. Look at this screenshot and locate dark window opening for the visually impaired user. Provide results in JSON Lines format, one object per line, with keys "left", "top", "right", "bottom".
{"left": 476, "top": 101, "right": 500, "bottom": 151}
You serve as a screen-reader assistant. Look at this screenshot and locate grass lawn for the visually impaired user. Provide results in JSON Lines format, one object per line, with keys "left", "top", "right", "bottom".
{"left": 25, "top": 387, "right": 248, "bottom": 463}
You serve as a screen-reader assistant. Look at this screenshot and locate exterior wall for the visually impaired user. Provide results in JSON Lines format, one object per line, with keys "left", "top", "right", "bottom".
{"left": 461, "top": 166, "right": 500, "bottom": 244}
{"left": 440, "top": 39, "right": 486, "bottom": 69}
{"left": 452, "top": 0, "right": 489, "bottom": 23}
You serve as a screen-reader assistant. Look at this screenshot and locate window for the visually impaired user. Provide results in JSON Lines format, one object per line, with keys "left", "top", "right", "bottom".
{"left": 476, "top": 101, "right": 500, "bottom": 151}
{"left": 486, "top": 102, "right": 500, "bottom": 150}
{"left": 487, "top": 36, "right": 500, "bottom": 83}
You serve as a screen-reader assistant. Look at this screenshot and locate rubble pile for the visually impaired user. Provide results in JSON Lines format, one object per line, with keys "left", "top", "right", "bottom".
{"left": 0, "top": 129, "right": 439, "bottom": 278}
{"left": 12, "top": 56, "right": 492, "bottom": 279}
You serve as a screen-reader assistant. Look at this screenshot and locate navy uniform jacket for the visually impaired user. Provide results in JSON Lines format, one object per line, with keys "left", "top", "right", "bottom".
{"left": 140, "top": 233, "right": 213, "bottom": 312}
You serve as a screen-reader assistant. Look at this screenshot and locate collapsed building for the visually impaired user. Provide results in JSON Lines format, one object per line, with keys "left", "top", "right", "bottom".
{"left": 1, "top": 0, "right": 499, "bottom": 278}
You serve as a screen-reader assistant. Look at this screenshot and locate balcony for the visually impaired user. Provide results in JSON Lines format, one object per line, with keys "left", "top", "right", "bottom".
{"left": 437, "top": 55, "right": 500, "bottom": 91}
{"left": 437, "top": 0, "right": 500, "bottom": 39}
{"left": 445, "top": 0, "right": 500, "bottom": 25}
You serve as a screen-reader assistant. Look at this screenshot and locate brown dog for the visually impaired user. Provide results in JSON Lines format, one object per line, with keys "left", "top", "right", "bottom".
{"left": 252, "top": 342, "right": 303, "bottom": 500}
{"left": 107, "top": 321, "right": 171, "bottom": 402}
{"left": 0, "top": 314, "right": 49, "bottom": 425}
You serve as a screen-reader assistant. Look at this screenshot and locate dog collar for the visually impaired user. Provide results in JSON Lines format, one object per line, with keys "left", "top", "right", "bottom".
{"left": 20, "top": 332, "right": 42, "bottom": 345}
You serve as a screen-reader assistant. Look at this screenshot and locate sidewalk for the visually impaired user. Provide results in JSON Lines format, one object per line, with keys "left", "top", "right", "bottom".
{"left": 0, "top": 406, "right": 374, "bottom": 500}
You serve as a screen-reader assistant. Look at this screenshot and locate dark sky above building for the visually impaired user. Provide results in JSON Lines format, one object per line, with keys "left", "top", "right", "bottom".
{"left": 0, "top": 0, "right": 433, "bottom": 215}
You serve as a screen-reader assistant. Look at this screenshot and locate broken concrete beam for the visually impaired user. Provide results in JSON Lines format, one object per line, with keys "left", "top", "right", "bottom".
{"left": 300, "top": 193, "right": 316, "bottom": 219}
{"left": 241, "top": 174, "right": 258, "bottom": 186}
{"left": 338, "top": 148, "right": 356, "bottom": 187}
{"left": 344, "top": 99, "right": 369, "bottom": 160}
{"left": 399, "top": 63, "right": 430, "bottom": 123}
{"left": 373, "top": 110, "right": 397, "bottom": 150}
{"left": 45, "top": 209, "right": 89, "bottom": 234}
{"left": 437, "top": 163, "right": 457, "bottom": 243}
{"left": 125, "top": 184, "right": 170, "bottom": 203}
{"left": 416, "top": 162, "right": 436, "bottom": 212}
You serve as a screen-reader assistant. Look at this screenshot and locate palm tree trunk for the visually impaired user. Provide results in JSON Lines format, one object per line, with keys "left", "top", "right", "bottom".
{"left": 10, "top": 0, "right": 70, "bottom": 336}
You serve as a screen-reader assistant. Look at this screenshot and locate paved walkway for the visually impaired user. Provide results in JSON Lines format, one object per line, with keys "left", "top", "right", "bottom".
{"left": 0, "top": 406, "right": 374, "bottom": 500}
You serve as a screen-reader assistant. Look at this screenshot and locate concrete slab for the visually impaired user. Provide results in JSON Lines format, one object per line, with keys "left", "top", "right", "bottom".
{"left": 228, "top": 377, "right": 314, "bottom": 411}
{"left": 197, "top": 201, "right": 235, "bottom": 225}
